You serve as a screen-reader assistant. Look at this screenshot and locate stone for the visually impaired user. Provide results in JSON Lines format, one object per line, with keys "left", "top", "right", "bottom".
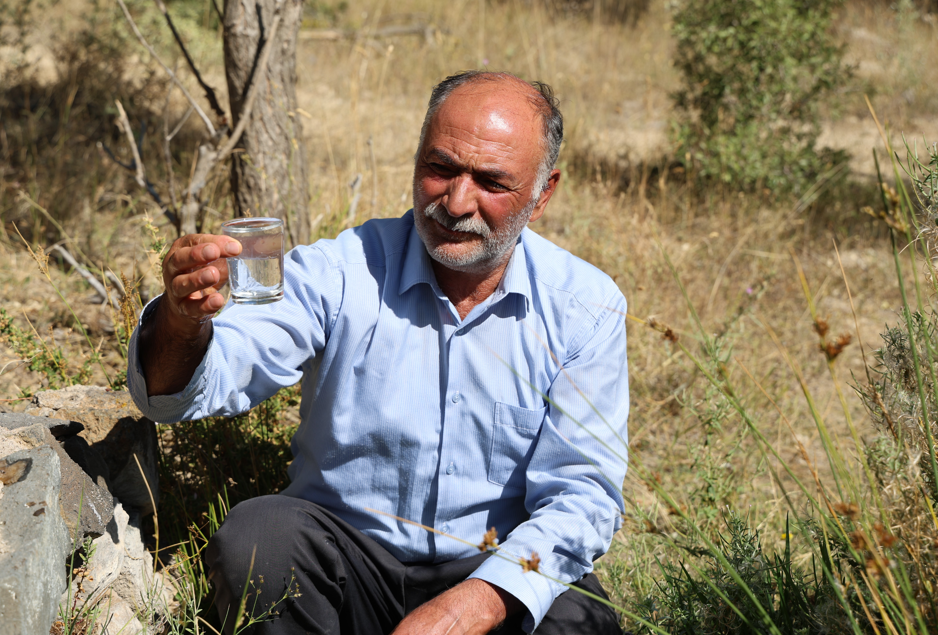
{"left": 60, "top": 435, "right": 112, "bottom": 492}
{"left": 0, "top": 418, "right": 115, "bottom": 545}
{"left": 60, "top": 504, "right": 127, "bottom": 610}
{"left": 111, "top": 506, "right": 153, "bottom": 607}
{"left": 99, "top": 596, "right": 145, "bottom": 635}
{"left": 0, "top": 412, "right": 85, "bottom": 439}
{"left": 102, "top": 507, "right": 177, "bottom": 634}
{"left": 0, "top": 446, "right": 71, "bottom": 635}
{"left": 50, "top": 427, "right": 115, "bottom": 546}
{"left": 27, "top": 386, "right": 159, "bottom": 513}
{"left": 58, "top": 502, "right": 177, "bottom": 635}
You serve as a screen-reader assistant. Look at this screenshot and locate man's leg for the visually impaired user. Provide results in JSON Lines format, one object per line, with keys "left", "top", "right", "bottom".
{"left": 205, "top": 495, "right": 406, "bottom": 635}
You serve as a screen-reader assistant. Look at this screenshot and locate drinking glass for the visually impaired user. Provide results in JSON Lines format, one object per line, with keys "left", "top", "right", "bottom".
{"left": 221, "top": 218, "right": 284, "bottom": 304}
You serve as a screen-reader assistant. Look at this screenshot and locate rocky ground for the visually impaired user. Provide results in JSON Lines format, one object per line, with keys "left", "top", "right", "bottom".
{"left": 0, "top": 386, "right": 175, "bottom": 635}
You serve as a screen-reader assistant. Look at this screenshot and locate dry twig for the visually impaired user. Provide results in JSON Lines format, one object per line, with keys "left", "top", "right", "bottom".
{"left": 116, "top": 0, "right": 217, "bottom": 137}
{"left": 115, "top": 100, "right": 146, "bottom": 190}
{"left": 50, "top": 245, "right": 117, "bottom": 308}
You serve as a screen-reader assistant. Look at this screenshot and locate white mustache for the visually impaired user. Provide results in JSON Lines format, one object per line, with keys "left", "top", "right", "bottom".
{"left": 422, "top": 202, "right": 491, "bottom": 238}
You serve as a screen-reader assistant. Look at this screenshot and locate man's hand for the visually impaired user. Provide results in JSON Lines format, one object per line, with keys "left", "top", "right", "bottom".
{"left": 139, "top": 234, "right": 242, "bottom": 396}
{"left": 391, "top": 579, "right": 522, "bottom": 635}
{"left": 159, "top": 234, "right": 242, "bottom": 329}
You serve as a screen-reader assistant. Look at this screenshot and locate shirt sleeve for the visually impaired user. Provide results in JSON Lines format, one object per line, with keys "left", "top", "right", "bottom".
{"left": 126, "top": 245, "right": 343, "bottom": 423}
{"left": 468, "top": 287, "right": 629, "bottom": 632}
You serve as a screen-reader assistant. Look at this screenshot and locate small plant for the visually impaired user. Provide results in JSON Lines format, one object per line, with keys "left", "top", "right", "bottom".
{"left": 635, "top": 513, "right": 861, "bottom": 635}
{"left": 670, "top": 0, "right": 851, "bottom": 194}
{"left": 0, "top": 308, "right": 94, "bottom": 394}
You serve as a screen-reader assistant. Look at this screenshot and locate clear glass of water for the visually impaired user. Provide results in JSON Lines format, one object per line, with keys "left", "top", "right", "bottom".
{"left": 221, "top": 218, "right": 284, "bottom": 305}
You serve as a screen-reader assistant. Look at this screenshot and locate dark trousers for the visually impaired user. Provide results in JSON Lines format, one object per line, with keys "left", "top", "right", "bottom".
{"left": 205, "top": 495, "right": 621, "bottom": 634}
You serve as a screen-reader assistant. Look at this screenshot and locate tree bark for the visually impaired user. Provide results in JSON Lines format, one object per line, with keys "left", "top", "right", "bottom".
{"left": 223, "top": 0, "right": 309, "bottom": 247}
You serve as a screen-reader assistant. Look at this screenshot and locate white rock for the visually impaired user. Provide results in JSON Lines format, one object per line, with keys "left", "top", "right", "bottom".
{"left": 98, "top": 596, "right": 145, "bottom": 635}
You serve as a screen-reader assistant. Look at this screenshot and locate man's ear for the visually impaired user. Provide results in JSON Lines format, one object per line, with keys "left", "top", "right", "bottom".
{"left": 528, "top": 169, "right": 561, "bottom": 223}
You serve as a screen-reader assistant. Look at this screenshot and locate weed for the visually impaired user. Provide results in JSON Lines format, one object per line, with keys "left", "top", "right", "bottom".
{"left": 0, "top": 307, "right": 93, "bottom": 394}
{"left": 635, "top": 513, "right": 863, "bottom": 635}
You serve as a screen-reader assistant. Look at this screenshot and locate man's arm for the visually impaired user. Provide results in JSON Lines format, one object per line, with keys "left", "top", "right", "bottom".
{"left": 128, "top": 239, "right": 339, "bottom": 424}
{"left": 467, "top": 288, "right": 629, "bottom": 632}
{"left": 391, "top": 579, "right": 522, "bottom": 635}
{"left": 138, "top": 235, "right": 241, "bottom": 396}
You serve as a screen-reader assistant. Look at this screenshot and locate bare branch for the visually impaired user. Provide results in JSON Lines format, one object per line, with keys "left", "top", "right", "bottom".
{"left": 115, "top": 100, "right": 146, "bottom": 190}
{"left": 216, "top": 1, "right": 285, "bottom": 162}
{"left": 116, "top": 0, "right": 217, "bottom": 137}
{"left": 96, "top": 140, "right": 179, "bottom": 227}
{"left": 151, "top": 0, "right": 227, "bottom": 120}
{"left": 173, "top": 0, "right": 285, "bottom": 235}
{"left": 346, "top": 173, "right": 362, "bottom": 225}
{"left": 159, "top": 79, "right": 180, "bottom": 213}
{"left": 51, "top": 245, "right": 117, "bottom": 308}
{"left": 166, "top": 106, "right": 193, "bottom": 142}
{"left": 298, "top": 23, "right": 442, "bottom": 43}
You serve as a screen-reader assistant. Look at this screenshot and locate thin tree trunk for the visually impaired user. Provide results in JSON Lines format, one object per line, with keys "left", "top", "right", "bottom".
{"left": 223, "top": 0, "right": 309, "bottom": 246}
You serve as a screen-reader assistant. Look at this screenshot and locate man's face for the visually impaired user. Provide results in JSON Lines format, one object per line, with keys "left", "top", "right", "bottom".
{"left": 413, "top": 82, "right": 551, "bottom": 274}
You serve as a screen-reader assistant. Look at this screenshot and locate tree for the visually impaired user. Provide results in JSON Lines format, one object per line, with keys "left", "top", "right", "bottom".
{"left": 224, "top": 0, "right": 309, "bottom": 246}
{"left": 113, "top": 0, "right": 310, "bottom": 246}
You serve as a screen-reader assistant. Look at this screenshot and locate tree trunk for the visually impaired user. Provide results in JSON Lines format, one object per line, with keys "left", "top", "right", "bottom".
{"left": 223, "top": 0, "right": 309, "bottom": 247}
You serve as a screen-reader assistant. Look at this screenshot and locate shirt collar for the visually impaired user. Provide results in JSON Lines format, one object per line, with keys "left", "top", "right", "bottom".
{"left": 399, "top": 212, "right": 439, "bottom": 296}
{"left": 398, "top": 211, "right": 533, "bottom": 309}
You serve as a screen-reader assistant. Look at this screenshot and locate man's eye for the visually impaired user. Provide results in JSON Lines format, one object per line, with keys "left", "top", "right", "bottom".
{"left": 430, "top": 163, "right": 454, "bottom": 175}
{"left": 484, "top": 179, "right": 508, "bottom": 191}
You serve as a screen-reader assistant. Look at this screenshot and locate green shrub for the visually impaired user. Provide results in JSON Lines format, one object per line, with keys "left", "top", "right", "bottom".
{"left": 633, "top": 514, "right": 866, "bottom": 635}
{"left": 670, "top": 0, "right": 851, "bottom": 194}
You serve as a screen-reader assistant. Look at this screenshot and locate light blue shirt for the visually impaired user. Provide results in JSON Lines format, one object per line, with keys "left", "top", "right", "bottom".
{"left": 127, "top": 211, "right": 629, "bottom": 632}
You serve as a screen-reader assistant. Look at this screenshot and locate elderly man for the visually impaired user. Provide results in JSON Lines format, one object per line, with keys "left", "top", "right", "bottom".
{"left": 128, "top": 71, "right": 628, "bottom": 634}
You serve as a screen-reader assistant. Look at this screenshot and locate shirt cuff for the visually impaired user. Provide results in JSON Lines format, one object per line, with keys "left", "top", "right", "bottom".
{"left": 126, "top": 295, "right": 213, "bottom": 423}
{"left": 467, "top": 552, "right": 567, "bottom": 633}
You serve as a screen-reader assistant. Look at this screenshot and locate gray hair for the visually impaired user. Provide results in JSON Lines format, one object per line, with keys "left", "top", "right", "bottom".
{"left": 416, "top": 71, "right": 563, "bottom": 196}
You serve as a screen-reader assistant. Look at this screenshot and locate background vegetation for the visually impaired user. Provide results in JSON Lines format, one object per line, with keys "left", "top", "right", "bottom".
{"left": 2, "top": 0, "right": 938, "bottom": 633}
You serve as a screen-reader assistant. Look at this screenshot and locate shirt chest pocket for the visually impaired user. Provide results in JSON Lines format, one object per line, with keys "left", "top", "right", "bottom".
{"left": 488, "top": 402, "right": 547, "bottom": 492}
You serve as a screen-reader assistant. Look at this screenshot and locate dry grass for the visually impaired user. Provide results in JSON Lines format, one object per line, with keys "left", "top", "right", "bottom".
{"left": 3, "top": 0, "right": 938, "bottom": 629}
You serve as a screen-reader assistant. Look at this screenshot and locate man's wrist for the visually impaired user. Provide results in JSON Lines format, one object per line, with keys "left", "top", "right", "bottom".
{"left": 139, "top": 294, "right": 214, "bottom": 396}
{"left": 459, "top": 579, "right": 522, "bottom": 629}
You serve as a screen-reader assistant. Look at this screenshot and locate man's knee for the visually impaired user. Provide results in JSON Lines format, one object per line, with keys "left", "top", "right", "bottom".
{"left": 207, "top": 496, "right": 326, "bottom": 631}
{"left": 209, "top": 497, "right": 303, "bottom": 576}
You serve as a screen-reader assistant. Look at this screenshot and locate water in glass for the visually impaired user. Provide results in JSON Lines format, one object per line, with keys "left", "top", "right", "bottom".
{"left": 222, "top": 219, "right": 284, "bottom": 304}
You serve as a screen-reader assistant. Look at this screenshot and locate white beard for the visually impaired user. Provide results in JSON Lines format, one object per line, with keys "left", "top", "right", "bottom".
{"left": 414, "top": 196, "right": 536, "bottom": 273}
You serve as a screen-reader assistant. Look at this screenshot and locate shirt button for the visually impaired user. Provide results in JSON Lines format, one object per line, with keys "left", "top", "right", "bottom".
{"left": 446, "top": 462, "right": 455, "bottom": 475}
{"left": 441, "top": 522, "right": 450, "bottom": 534}
{"left": 451, "top": 392, "right": 461, "bottom": 403}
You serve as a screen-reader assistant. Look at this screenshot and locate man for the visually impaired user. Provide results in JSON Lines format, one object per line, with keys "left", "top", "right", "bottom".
{"left": 128, "top": 71, "right": 629, "bottom": 634}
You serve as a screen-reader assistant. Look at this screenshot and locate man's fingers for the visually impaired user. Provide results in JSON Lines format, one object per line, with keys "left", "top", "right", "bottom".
{"left": 170, "top": 267, "right": 222, "bottom": 301}
{"left": 177, "top": 291, "right": 226, "bottom": 319}
{"left": 164, "top": 234, "right": 242, "bottom": 279}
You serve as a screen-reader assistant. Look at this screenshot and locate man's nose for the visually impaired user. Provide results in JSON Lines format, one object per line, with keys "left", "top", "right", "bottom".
{"left": 443, "top": 175, "right": 478, "bottom": 217}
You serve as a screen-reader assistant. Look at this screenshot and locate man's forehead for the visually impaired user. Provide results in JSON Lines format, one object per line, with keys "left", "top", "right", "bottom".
{"left": 430, "top": 80, "right": 543, "bottom": 139}
{"left": 444, "top": 78, "right": 542, "bottom": 114}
